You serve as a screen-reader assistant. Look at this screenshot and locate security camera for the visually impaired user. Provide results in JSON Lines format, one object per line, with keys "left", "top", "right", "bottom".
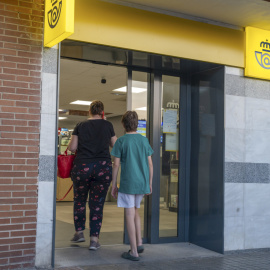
{"left": 101, "top": 78, "right": 106, "bottom": 84}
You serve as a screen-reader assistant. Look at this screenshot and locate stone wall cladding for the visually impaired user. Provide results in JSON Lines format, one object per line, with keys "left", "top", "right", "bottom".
{"left": 225, "top": 68, "right": 270, "bottom": 182}
{"left": 0, "top": 0, "right": 44, "bottom": 269}
{"left": 224, "top": 66, "right": 270, "bottom": 251}
{"left": 35, "top": 46, "right": 59, "bottom": 268}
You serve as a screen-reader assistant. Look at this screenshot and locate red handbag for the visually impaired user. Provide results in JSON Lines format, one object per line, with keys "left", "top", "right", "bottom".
{"left": 57, "top": 149, "right": 76, "bottom": 178}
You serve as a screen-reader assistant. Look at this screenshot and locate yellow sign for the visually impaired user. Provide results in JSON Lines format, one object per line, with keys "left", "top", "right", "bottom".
{"left": 44, "top": 0, "right": 75, "bottom": 47}
{"left": 245, "top": 27, "right": 270, "bottom": 80}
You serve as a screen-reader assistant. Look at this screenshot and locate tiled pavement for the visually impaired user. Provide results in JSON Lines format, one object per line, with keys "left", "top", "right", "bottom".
{"left": 53, "top": 249, "right": 270, "bottom": 270}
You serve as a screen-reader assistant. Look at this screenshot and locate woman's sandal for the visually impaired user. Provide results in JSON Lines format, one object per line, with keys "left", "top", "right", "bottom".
{"left": 121, "top": 251, "right": 140, "bottom": 261}
{"left": 137, "top": 245, "right": 144, "bottom": 253}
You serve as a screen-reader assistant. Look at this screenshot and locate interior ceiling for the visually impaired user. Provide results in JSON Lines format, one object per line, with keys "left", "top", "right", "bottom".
{"left": 59, "top": 59, "right": 127, "bottom": 129}
{"left": 59, "top": 59, "right": 148, "bottom": 129}
{"left": 102, "top": 0, "right": 270, "bottom": 30}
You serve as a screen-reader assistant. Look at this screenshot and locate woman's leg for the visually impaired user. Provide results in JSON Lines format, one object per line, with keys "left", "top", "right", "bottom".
{"left": 89, "top": 161, "right": 112, "bottom": 241}
{"left": 135, "top": 208, "right": 143, "bottom": 246}
{"left": 71, "top": 164, "right": 91, "bottom": 233}
{"left": 125, "top": 207, "right": 139, "bottom": 257}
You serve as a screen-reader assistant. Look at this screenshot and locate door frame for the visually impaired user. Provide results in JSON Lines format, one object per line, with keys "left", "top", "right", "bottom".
{"left": 53, "top": 41, "right": 226, "bottom": 269}
{"left": 188, "top": 66, "right": 225, "bottom": 254}
{"left": 124, "top": 67, "right": 189, "bottom": 244}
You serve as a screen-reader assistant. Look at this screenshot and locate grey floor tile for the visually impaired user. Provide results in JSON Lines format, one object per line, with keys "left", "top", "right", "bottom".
{"left": 51, "top": 248, "right": 270, "bottom": 270}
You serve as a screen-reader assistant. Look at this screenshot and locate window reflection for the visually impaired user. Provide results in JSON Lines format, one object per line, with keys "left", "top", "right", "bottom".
{"left": 159, "top": 75, "right": 180, "bottom": 238}
{"left": 131, "top": 71, "right": 149, "bottom": 238}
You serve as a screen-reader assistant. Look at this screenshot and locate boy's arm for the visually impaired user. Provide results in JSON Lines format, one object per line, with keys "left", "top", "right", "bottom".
{"left": 111, "top": 157, "right": 120, "bottom": 199}
{"left": 148, "top": 156, "right": 153, "bottom": 194}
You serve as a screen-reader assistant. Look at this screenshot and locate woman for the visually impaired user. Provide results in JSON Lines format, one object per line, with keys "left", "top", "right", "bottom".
{"left": 68, "top": 100, "right": 117, "bottom": 250}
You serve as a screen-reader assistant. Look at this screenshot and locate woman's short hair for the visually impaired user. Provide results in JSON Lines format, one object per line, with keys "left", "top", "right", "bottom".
{"left": 89, "top": 100, "right": 104, "bottom": 116}
{"left": 121, "top": 111, "right": 138, "bottom": 132}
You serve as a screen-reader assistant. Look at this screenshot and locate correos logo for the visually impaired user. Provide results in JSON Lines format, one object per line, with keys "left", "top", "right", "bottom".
{"left": 255, "top": 40, "right": 270, "bottom": 69}
{"left": 47, "top": 0, "right": 62, "bottom": 29}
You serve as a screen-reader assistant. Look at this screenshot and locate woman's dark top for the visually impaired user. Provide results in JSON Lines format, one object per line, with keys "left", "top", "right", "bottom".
{"left": 72, "top": 119, "right": 115, "bottom": 164}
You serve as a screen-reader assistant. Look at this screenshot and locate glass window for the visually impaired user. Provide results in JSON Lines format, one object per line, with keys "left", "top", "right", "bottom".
{"left": 159, "top": 75, "right": 180, "bottom": 238}
{"left": 131, "top": 71, "right": 149, "bottom": 238}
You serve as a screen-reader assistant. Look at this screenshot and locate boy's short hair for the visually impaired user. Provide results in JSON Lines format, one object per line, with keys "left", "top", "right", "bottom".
{"left": 121, "top": 111, "right": 138, "bottom": 132}
{"left": 89, "top": 100, "right": 104, "bottom": 116}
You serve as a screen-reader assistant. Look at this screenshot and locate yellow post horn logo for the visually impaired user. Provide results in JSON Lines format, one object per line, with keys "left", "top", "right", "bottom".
{"left": 245, "top": 27, "right": 270, "bottom": 80}
{"left": 44, "top": 0, "right": 74, "bottom": 47}
{"left": 255, "top": 40, "right": 270, "bottom": 69}
{"left": 47, "top": 0, "right": 62, "bottom": 29}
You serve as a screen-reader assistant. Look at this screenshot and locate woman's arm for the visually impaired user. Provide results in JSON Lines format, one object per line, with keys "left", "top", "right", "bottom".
{"left": 67, "top": 135, "right": 78, "bottom": 153}
{"left": 111, "top": 157, "right": 120, "bottom": 199}
{"left": 148, "top": 156, "right": 153, "bottom": 194}
{"left": 110, "top": 135, "right": 117, "bottom": 148}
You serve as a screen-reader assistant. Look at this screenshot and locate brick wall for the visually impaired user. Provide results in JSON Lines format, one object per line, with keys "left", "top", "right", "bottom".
{"left": 0, "top": 0, "right": 44, "bottom": 269}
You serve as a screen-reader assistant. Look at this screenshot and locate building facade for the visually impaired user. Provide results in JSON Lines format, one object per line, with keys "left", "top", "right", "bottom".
{"left": 1, "top": 0, "right": 270, "bottom": 269}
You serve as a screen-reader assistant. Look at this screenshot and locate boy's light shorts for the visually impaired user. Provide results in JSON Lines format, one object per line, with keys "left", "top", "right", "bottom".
{"left": 117, "top": 192, "right": 144, "bottom": 208}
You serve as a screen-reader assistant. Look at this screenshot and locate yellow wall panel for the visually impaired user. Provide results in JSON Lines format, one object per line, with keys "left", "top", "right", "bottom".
{"left": 245, "top": 27, "right": 270, "bottom": 80}
{"left": 44, "top": 0, "right": 75, "bottom": 47}
{"left": 69, "top": 0, "right": 244, "bottom": 67}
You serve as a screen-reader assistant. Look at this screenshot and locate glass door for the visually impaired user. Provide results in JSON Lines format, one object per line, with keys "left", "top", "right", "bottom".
{"left": 159, "top": 75, "right": 180, "bottom": 238}
{"left": 126, "top": 69, "right": 185, "bottom": 244}
{"left": 125, "top": 70, "right": 150, "bottom": 243}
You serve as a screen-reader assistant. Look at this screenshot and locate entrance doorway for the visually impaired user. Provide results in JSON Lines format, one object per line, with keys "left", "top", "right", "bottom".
{"left": 55, "top": 46, "right": 186, "bottom": 250}
{"left": 127, "top": 70, "right": 184, "bottom": 242}
{"left": 54, "top": 40, "right": 225, "bottom": 264}
{"left": 56, "top": 59, "right": 128, "bottom": 248}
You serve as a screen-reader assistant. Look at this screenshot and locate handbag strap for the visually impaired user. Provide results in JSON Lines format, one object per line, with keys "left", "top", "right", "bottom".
{"left": 64, "top": 148, "right": 77, "bottom": 156}
{"left": 56, "top": 184, "right": 73, "bottom": 201}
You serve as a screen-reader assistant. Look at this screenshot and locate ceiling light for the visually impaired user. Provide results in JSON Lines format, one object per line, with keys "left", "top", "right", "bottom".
{"left": 113, "top": 87, "right": 146, "bottom": 93}
{"left": 111, "top": 92, "right": 126, "bottom": 96}
{"left": 136, "top": 107, "right": 147, "bottom": 111}
{"left": 132, "top": 87, "right": 147, "bottom": 93}
{"left": 70, "top": 100, "right": 92, "bottom": 106}
{"left": 113, "top": 87, "right": 127, "bottom": 93}
{"left": 59, "top": 117, "right": 67, "bottom": 120}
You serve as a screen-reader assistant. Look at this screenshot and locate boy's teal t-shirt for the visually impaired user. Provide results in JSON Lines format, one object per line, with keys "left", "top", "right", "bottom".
{"left": 111, "top": 134, "right": 153, "bottom": 195}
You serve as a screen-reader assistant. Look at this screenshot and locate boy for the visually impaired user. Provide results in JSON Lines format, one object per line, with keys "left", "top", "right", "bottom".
{"left": 111, "top": 111, "right": 153, "bottom": 261}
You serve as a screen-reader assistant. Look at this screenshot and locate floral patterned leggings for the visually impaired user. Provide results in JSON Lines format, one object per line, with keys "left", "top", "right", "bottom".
{"left": 70, "top": 161, "right": 112, "bottom": 237}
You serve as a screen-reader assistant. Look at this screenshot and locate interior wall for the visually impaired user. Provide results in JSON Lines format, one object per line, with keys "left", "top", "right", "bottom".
{"left": 108, "top": 115, "right": 125, "bottom": 139}
{"left": 224, "top": 66, "right": 270, "bottom": 251}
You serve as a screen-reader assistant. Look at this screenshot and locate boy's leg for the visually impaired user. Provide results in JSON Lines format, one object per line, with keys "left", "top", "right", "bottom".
{"left": 135, "top": 208, "right": 143, "bottom": 246}
{"left": 125, "top": 207, "right": 139, "bottom": 257}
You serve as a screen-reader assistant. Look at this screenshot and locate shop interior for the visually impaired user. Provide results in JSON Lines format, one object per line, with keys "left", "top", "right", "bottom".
{"left": 56, "top": 59, "right": 127, "bottom": 247}
{"left": 56, "top": 56, "right": 180, "bottom": 248}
